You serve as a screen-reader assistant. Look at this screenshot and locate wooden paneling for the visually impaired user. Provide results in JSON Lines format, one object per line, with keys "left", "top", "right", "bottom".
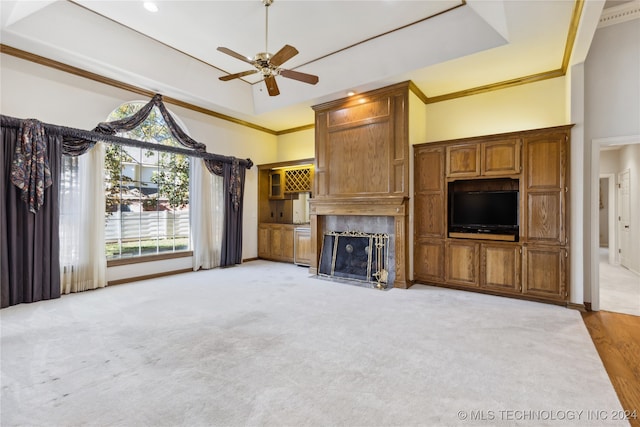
{"left": 524, "top": 130, "right": 568, "bottom": 245}
{"left": 522, "top": 245, "right": 567, "bottom": 300}
{"left": 482, "top": 138, "right": 521, "bottom": 176}
{"left": 313, "top": 82, "right": 409, "bottom": 200}
{"left": 525, "top": 135, "right": 564, "bottom": 189}
{"left": 446, "top": 144, "right": 480, "bottom": 177}
{"left": 481, "top": 244, "right": 521, "bottom": 292}
{"left": 327, "top": 98, "right": 390, "bottom": 128}
{"left": 414, "top": 239, "right": 445, "bottom": 282}
{"left": 414, "top": 145, "right": 445, "bottom": 238}
{"left": 327, "top": 122, "right": 390, "bottom": 195}
{"left": 526, "top": 192, "right": 563, "bottom": 242}
{"left": 258, "top": 224, "right": 270, "bottom": 258}
{"left": 446, "top": 240, "right": 480, "bottom": 287}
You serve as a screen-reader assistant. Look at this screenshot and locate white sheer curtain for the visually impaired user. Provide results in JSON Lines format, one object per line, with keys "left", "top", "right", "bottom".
{"left": 191, "top": 158, "right": 224, "bottom": 270}
{"left": 59, "top": 143, "right": 106, "bottom": 293}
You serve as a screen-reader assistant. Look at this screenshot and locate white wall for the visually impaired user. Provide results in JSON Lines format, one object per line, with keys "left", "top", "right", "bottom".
{"left": 584, "top": 17, "right": 640, "bottom": 302}
{"left": 1, "top": 54, "right": 278, "bottom": 281}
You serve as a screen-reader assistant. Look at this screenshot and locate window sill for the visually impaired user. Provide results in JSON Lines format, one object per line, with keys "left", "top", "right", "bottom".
{"left": 107, "top": 251, "right": 193, "bottom": 267}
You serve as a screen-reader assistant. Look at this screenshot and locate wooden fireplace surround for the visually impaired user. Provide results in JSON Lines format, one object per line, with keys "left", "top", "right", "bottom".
{"left": 309, "top": 82, "right": 412, "bottom": 288}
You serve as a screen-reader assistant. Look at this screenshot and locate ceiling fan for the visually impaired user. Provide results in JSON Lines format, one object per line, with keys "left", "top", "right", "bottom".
{"left": 217, "top": 0, "right": 319, "bottom": 96}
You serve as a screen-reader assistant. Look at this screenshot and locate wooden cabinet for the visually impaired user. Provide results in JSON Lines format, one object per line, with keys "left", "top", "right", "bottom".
{"left": 414, "top": 145, "right": 445, "bottom": 238}
{"left": 480, "top": 243, "right": 521, "bottom": 293}
{"left": 446, "top": 144, "right": 480, "bottom": 177}
{"left": 482, "top": 138, "right": 521, "bottom": 176}
{"left": 446, "top": 138, "right": 521, "bottom": 178}
{"left": 523, "top": 131, "right": 568, "bottom": 245}
{"left": 414, "top": 239, "right": 445, "bottom": 283}
{"left": 258, "top": 224, "right": 271, "bottom": 258}
{"left": 259, "top": 223, "right": 295, "bottom": 262}
{"left": 446, "top": 240, "right": 480, "bottom": 287}
{"left": 269, "top": 170, "right": 285, "bottom": 199}
{"left": 294, "top": 227, "right": 312, "bottom": 266}
{"left": 258, "top": 159, "right": 314, "bottom": 265}
{"left": 522, "top": 245, "right": 567, "bottom": 301}
{"left": 413, "top": 125, "right": 571, "bottom": 305}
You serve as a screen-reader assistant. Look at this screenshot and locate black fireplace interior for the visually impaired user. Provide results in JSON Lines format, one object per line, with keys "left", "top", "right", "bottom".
{"left": 318, "top": 231, "right": 388, "bottom": 286}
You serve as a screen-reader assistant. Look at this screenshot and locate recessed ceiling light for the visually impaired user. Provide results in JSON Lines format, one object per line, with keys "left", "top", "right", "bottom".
{"left": 143, "top": 2, "right": 158, "bottom": 12}
{"left": 347, "top": 91, "right": 356, "bottom": 96}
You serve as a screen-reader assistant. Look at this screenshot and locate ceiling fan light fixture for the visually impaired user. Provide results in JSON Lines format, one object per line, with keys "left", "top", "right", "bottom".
{"left": 216, "top": 0, "right": 319, "bottom": 96}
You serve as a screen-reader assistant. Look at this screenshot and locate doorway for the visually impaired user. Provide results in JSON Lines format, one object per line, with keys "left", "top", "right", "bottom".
{"left": 593, "top": 139, "right": 640, "bottom": 316}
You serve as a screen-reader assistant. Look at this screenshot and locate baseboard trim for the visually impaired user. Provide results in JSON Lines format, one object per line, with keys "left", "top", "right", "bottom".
{"left": 242, "top": 257, "right": 259, "bottom": 262}
{"left": 566, "top": 302, "right": 586, "bottom": 312}
{"left": 108, "top": 268, "right": 193, "bottom": 286}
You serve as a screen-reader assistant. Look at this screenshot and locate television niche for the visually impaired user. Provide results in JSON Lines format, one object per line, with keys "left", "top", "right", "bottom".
{"left": 448, "top": 179, "right": 519, "bottom": 241}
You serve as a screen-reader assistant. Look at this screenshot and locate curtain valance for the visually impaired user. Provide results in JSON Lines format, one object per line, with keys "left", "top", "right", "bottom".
{"left": 0, "top": 96, "right": 253, "bottom": 167}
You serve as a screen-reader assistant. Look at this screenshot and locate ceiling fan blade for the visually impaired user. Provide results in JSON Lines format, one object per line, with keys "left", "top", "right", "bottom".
{"left": 264, "top": 75, "right": 280, "bottom": 96}
{"left": 217, "top": 47, "right": 253, "bottom": 64}
{"left": 280, "top": 69, "right": 319, "bottom": 85}
{"left": 219, "top": 70, "right": 259, "bottom": 81}
{"left": 269, "top": 44, "right": 298, "bottom": 67}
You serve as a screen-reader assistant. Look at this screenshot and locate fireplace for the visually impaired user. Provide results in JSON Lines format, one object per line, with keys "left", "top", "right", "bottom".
{"left": 309, "top": 197, "right": 409, "bottom": 288}
{"left": 319, "top": 230, "right": 390, "bottom": 288}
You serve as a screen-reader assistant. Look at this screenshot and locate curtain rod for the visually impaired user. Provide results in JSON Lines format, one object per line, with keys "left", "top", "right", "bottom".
{"left": 0, "top": 114, "right": 253, "bottom": 169}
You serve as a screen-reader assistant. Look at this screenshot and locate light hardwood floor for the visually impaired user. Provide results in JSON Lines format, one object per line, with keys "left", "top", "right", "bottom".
{"left": 583, "top": 311, "right": 640, "bottom": 427}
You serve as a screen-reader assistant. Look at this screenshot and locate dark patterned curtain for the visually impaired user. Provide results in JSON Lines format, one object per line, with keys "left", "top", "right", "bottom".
{"left": 1, "top": 123, "right": 61, "bottom": 308}
{"left": 221, "top": 160, "right": 246, "bottom": 266}
{"left": 1, "top": 95, "right": 252, "bottom": 308}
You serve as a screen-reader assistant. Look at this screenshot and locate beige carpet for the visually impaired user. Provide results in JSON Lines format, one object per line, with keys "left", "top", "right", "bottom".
{"left": 1, "top": 260, "right": 626, "bottom": 426}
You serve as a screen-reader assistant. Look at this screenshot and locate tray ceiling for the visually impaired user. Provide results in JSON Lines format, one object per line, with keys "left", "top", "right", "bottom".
{"left": 0, "top": 0, "right": 601, "bottom": 132}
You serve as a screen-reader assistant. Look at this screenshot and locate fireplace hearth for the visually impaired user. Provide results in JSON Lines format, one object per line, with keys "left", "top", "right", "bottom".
{"left": 318, "top": 230, "right": 389, "bottom": 289}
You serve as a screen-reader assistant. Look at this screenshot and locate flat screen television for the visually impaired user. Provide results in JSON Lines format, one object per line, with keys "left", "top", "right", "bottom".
{"left": 449, "top": 190, "right": 519, "bottom": 235}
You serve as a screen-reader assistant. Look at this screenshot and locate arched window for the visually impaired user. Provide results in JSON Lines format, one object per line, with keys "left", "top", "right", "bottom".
{"left": 104, "top": 102, "right": 191, "bottom": 259}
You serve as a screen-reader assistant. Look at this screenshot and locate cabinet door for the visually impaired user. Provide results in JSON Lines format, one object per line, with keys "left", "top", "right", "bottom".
{"left": 282, "top": 226, "right": 295, "bottom": 261}
{"left": 446, "top": 240, "right": 480, "bottom": 287}
{"left": 481, "top": 138, "right": 521, "bottom": 176}
{"left": 269, "top": 170, "right": 285, "bottom": 199}
{"left": 446, "top": 144, "right": 480, "bottom": 178}
{"left": 414, "top": 146, "right": 445, "bottom": 238}
{"left": 481, "top": 244, "right": 521, "bottom": 292}
{"left": 258, "top": 224, "right": 271, "bottom": 259}
{"left": 414, "top": 239, "right": 445, "bottom": 283}
{"left": 524, "top": 131, "right": 568, "bottom": 245}
{"left": 522, "top": 246, "right": 568, "bottom": 301}
{"left": 294, "top": 228, "right": 311, "bottom": 266}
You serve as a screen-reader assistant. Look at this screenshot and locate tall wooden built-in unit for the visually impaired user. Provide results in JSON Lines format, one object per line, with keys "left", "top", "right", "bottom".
{"left": 310, "top": 82, "right": 412, "bottom": 288}
{"left": 414, "top": 125, "right": 571, "bottom": 304}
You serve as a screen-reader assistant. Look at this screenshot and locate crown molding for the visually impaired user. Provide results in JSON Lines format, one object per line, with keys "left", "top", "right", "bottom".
{"left": 0, "top": 44, "right": 278, "bottom": 135}
{"left": 598, "top": 0, "right": 640, "bottom": 29}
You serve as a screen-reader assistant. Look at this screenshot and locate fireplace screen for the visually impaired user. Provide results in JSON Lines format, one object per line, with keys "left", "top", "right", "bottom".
{"left": 318, "top": 231, "right": 389, "bottom": 288}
